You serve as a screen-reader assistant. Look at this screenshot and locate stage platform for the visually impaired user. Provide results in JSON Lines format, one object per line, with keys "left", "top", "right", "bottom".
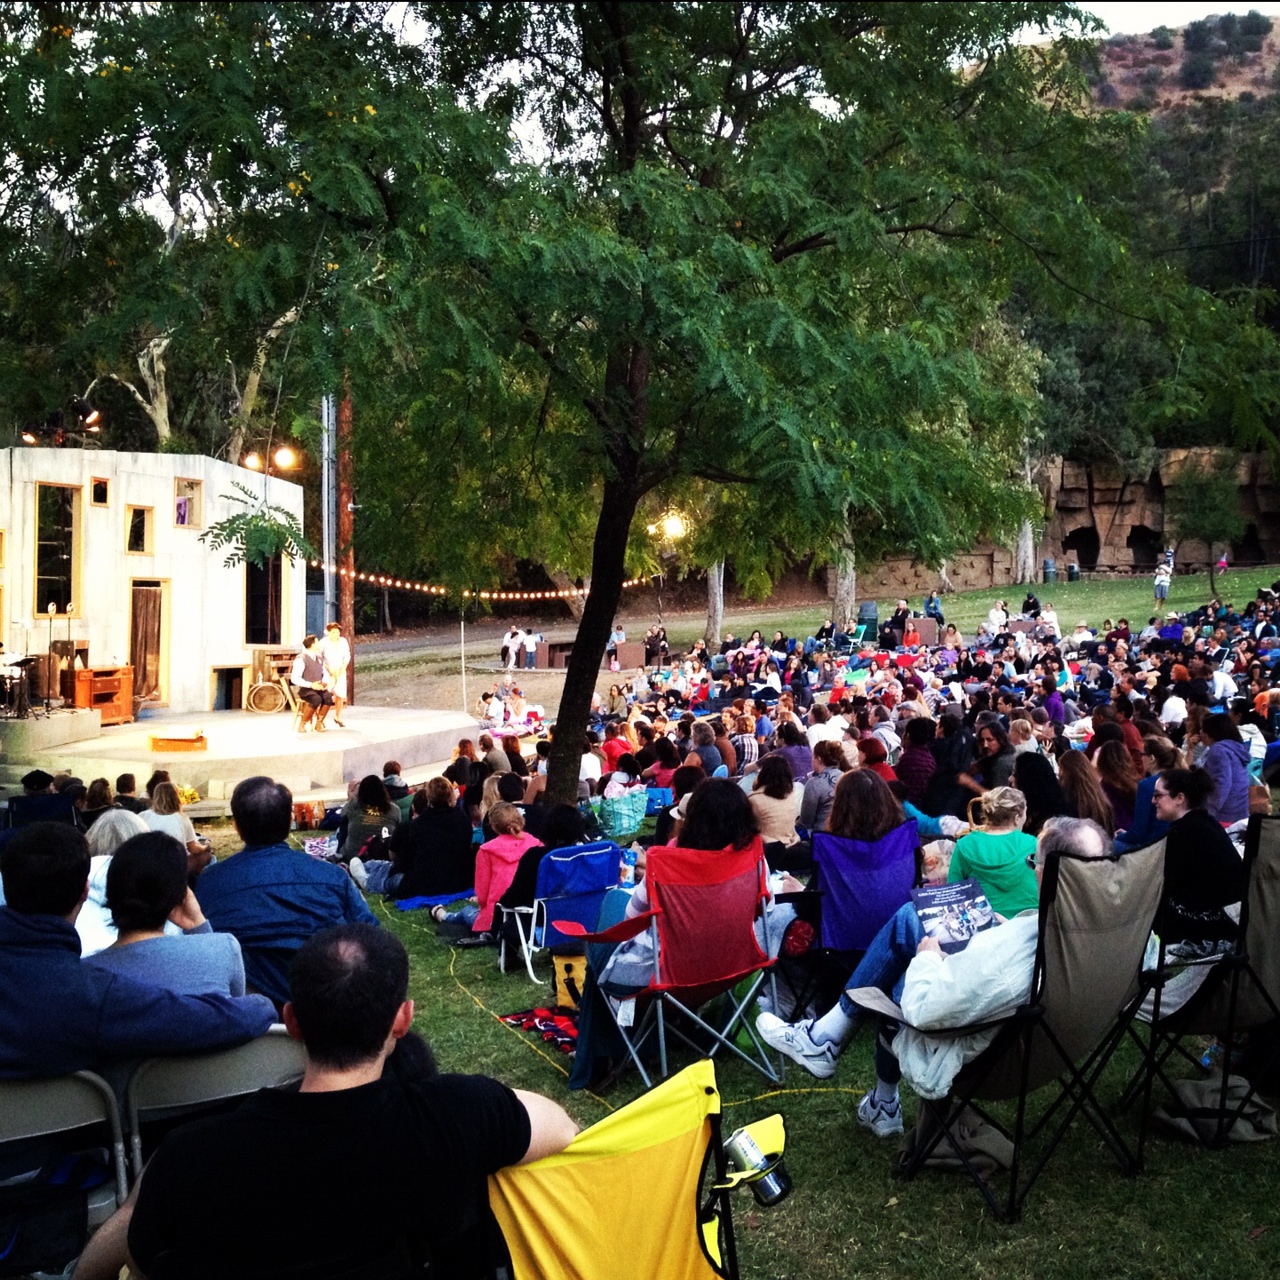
{"left": 0, "top": 705, "right": 477, "bottom": 800}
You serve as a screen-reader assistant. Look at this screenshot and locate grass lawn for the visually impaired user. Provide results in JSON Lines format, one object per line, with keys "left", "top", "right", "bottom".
{"left": 197, "top": 566, "right": 1280, "bottom": 1277}
{"left": 360, "top": 893, "right": 1280, "bottom": 1280}
{"left": 654, "top": 565, "right": 1280, "bottom": 656}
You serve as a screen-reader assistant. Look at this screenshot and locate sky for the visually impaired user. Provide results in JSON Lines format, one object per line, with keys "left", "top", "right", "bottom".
{"left": 1079, "top": 2, "right": 1280, "bottom": 35}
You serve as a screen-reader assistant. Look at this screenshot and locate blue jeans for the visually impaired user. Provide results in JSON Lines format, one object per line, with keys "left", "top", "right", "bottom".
{"left": 363, "top": 861, "right": 402, "bottom": 896}
{"left": 837, "top": 902, "right": 926, "bottom": 1086}
{"left": 524, "top": 650, "right": 536, "bottom": 669}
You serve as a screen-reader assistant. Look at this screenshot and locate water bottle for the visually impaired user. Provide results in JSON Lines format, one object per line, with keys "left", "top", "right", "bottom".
{"left": 620, "top": 845, "right": 637, "bottom": 887}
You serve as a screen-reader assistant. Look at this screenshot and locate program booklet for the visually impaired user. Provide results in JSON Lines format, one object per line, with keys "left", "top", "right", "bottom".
{"left": 911, "top": 879, "right": 997, "bottom": 955}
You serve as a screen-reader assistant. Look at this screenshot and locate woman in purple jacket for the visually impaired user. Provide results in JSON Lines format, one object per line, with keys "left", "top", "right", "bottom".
{"left": 1200, "top": 714, "right": 1252, "bottom": 825}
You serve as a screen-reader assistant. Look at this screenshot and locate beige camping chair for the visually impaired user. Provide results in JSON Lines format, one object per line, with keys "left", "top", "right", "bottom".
{"left": 849, "top": 837, "right": 1166, "bottom": 1222}
{"left": 1125, "top": 814, "right": 1280, "bottom": 1151}
{"left": 125, "top": 1025, "right": 305, "bottom": 1179}
{"left": 0, "top": 1070, "right": 130, "bottom": 1230}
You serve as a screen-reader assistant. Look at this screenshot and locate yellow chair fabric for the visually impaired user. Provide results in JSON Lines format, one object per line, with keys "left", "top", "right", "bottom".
{"left": 489, "top": 1060, "right": 729, "bottom": 1280}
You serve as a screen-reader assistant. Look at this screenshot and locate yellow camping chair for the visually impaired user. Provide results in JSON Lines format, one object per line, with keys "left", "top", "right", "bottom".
{"left": 489, "top": 1060, "right": 784, "bottom": 1280}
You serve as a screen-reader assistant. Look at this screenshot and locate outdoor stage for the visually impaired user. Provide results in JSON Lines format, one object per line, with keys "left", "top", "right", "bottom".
{"left": 0, "top": 704, "right": 477, "bottom": 801}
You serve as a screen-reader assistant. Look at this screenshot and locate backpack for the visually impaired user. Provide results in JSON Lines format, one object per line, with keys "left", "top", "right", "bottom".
{"left": 0, "top": 1151, "right": 110, "bottom": 1278}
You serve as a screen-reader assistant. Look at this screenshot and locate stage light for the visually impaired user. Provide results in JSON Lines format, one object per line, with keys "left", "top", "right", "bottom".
{"left": 72, "top": 397, "right": 101, "bottom": 428}
{"left": 660, "top": 511, "right": 688, "bottom": 541}
{"left": 243, "top": 452, "right": 264, "bottom": 471}
{"left": 21, "top": 428, "right": 38, "bottom": 445}
{"left": 273, "top": 445, "right": 298, "bottom": 469}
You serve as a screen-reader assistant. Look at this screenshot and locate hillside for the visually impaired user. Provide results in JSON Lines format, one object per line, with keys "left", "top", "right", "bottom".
{"left": 1093, "top": 12, "right": 1279, "bottom": 112}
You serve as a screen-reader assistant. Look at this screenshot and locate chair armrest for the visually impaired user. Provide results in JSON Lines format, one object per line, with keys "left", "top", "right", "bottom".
{"left": 553, "top": 909, "right": 657, "bottom": 943}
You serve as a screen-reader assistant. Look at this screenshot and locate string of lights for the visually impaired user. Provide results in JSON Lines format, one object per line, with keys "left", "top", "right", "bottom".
{"left": 307, "top": 560, "right": 648, "bottom": 602}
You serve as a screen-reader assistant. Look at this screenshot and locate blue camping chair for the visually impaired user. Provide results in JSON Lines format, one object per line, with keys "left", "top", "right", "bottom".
{"left": 498, "top": 841, "right": 622, "bottom": 983}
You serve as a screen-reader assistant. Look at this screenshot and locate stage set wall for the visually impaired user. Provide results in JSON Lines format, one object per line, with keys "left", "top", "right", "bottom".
{"left": 0, "top": 449, "right": 305, "bottom": 714}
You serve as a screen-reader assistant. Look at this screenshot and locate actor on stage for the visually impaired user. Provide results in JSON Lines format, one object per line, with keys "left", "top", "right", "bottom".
{"left": 320, "top": 621, "right": 351, "bottom": 727}
{"left": 291, "top": 635, "right": 334, "bottom": 733}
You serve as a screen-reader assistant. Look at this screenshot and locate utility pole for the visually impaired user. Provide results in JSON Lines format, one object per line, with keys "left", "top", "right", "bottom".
{"left": 320, "top": 393, "right": 337, "bottom": 624}
{"left": 337, "top": 376, "right": 355, "bottom": 705}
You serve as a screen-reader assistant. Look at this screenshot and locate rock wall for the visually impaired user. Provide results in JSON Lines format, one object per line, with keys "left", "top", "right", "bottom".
{"left": 824, "top": 448, "right": 1279, "bottom": 602}
{"left": 1039, "top": 448, "right": 1280, "bottom": 572}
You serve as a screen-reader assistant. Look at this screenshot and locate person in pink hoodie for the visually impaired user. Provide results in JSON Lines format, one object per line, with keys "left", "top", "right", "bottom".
{"left": 455, "top": 802, "right": 543, "bottom": 940}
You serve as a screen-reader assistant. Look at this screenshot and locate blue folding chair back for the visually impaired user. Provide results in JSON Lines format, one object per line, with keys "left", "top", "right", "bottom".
{"left": 646, "top": 786, "right": 674, "bottom": 816}
{"left": 535, "top": 841, "right": 622, "bottom": 950}
{"left": 813, "top": 820, "right": 918, "bottom": 952}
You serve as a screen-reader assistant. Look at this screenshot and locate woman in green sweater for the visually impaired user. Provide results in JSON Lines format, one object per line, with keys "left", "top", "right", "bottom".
{"left": 948, "top": 786, "right": 1039, "bottom": 917}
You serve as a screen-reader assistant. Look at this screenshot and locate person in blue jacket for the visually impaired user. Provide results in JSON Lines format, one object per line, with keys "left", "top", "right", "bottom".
{"left": 196, "top": 776, "right": 377, "bottom": 1007}
{"left": 0, "top": 822, "right": 274, "bottom": 1080}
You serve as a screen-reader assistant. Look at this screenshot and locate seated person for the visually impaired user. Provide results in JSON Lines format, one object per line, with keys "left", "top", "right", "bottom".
{"left": 353, "top": 778, "right": 476, "bottom": 900}
{"left": 290, "top": 634, "right": 334, "bottom": 732}
{"left": 0, "top": 822, "right": 273, "bottom": 1078}
{"left": 946, "top": 786, "right": 1040, "bottom": 918}
{"left": 114, "top": 772, "right": 148, "bottom": 815}
{"left": 85, "top": 832, "right": 246, "bottom": 996}
{"left": 382, "top": 760, "right": 411, "bottom": 802}
{"left": 748, "top": 753, "right": 801, "bottom": 869}
{"left": 757, "top": 818, "right": 1105, "bottom": 1136}
{"left": 77, "top": 808, "right": 149, "bottom": 957}
{"left": 1152, "top": 767, "right": 1246, "bottom": 949}
{"left": 338, "top": 775, "right": 402, "bottom": 862}
{"left": 7, "top": 768, "right": 75, "bottom": 828}
{"left": 78, "top": 925, "right": 577, "bottom": 1280}
{"left": 652, "top": 764, "right": 704, "bottom": 847}
{"left": 195, "top": 777, "right": 377, "bottom": 1006}
{"left": 140, "top": 781, "right": 209, "bottom": 861}
{"left": 453, "top": 803, "right": 543, "bottom": 941}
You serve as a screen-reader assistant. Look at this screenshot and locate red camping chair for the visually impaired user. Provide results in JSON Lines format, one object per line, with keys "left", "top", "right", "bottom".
{"left": 558, "top": 838, "right": 782, "bottom": 1088}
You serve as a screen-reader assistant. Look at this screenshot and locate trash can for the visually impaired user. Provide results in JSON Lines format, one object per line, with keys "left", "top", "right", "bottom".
{"left": 1043, "top": 557, "right": 1057, "bottom": 585}
{"left": 857, "top": 600, "right": 878, "bottom": 640}
{"left": 1067, "top": 562, "right": 1080, "bottom": 583}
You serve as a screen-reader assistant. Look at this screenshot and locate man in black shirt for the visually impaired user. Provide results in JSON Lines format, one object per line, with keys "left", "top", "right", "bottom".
{"left": 77, "top": 925, "right": 577, "bottom": 1280}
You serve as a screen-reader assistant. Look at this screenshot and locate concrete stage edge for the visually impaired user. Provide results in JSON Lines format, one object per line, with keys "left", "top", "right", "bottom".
{"left": 0, "top": 706, "right": 478, "bottom": 798}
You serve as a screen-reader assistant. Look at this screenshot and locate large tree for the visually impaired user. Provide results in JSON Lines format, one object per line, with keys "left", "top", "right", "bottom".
{"left": 418, "top": 1, "right": 1152, "bottom": 799}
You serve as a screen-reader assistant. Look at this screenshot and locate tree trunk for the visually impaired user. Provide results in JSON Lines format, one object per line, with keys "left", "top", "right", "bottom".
{"left": 228, "top": 306, "right": 299, "bottom": 461}
{"left": 549, "top": 569, "right": 589, "bottom": 622}
{"left": 546, "top": 478, "right": 639, "bottom": 804}
{"left": 380, "top": 588, "right": 392, "bottom": 632}
{"left": 1207, "top": 546, "right": 1218, "bottom": 596}
{"left": 1013, "top": 517, "right": 1036, "bottom": 584}
{"left": 831, "top": 541, "right": 857, "bottom": 629}
{"left": 338, "top": 378, "right": 356, "bottom": 705}
{"left": 703, "top": 560, "right": 725, "bottom": 648}
{"left": 938, "top": 560, "right": 955, "bottom": 593}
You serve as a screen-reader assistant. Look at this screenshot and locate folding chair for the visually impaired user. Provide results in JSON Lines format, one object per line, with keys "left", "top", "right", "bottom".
{"left": 125, "top": 1025, "right": 305, "bottom": 1179}
{"left": 490, "top": 1060, "right": 776, "bottom": 1280}
{"left": 497, "top": 841, "right": 621, "bottom": 983}
{"left": 0, "top": 1070, "right": 129, "bottom": 1244}
{"left": 1125, "top": 814, "right": 1280, "bottom": 1151}
{"left": 559, "top": 839, "right": 783, "bottom": 1088}
{"left": 849, "top": 838, "right": 1165, "bottom": 1222}
{"left": 781, "top": 822, "right": 917, "bottom": 1017}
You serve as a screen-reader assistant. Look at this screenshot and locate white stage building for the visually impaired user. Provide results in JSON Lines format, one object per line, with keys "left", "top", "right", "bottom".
{"left": 1, "top": 447, "right": 305, "bottom": 714}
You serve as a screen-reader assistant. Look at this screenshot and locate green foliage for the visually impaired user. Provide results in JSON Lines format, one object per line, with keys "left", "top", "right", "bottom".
{"left": 1152, "top": 26, "right": 1174, "bottom": 51}
{"left": 1164, "top": 456, "right": 1247, "bottom": 558}
{"left": 1183, "top": 19, "right": 1213, "bottom": 53}
{"left": 199, "top": 480, "right": 315, "bottom": 567}
{"left": 1180, "top": 53, "right": 1216, "bottom": 90}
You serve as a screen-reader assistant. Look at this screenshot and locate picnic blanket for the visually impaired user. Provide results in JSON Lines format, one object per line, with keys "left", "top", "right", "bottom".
{"left": 500, "top": 1007, "right": 579, "bottom": 1055}
{"left": 395, "top": 889, "right": 475, "bottom": 912}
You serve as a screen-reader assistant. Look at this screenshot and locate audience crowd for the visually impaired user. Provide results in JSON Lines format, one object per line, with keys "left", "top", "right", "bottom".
{"left": 4, "top": 578, "right": 1275, "bottom": 1275}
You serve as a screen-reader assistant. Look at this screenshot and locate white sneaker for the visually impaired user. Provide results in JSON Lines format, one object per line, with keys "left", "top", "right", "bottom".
{"left": 755, "top": 1013, "right": 838, "bottom": 1079}
{"left": 348, "top": 857, "right": 368, "bottom": 890}
{"left": 857, "top": 1089, "right": 904, "bottom": 1138}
